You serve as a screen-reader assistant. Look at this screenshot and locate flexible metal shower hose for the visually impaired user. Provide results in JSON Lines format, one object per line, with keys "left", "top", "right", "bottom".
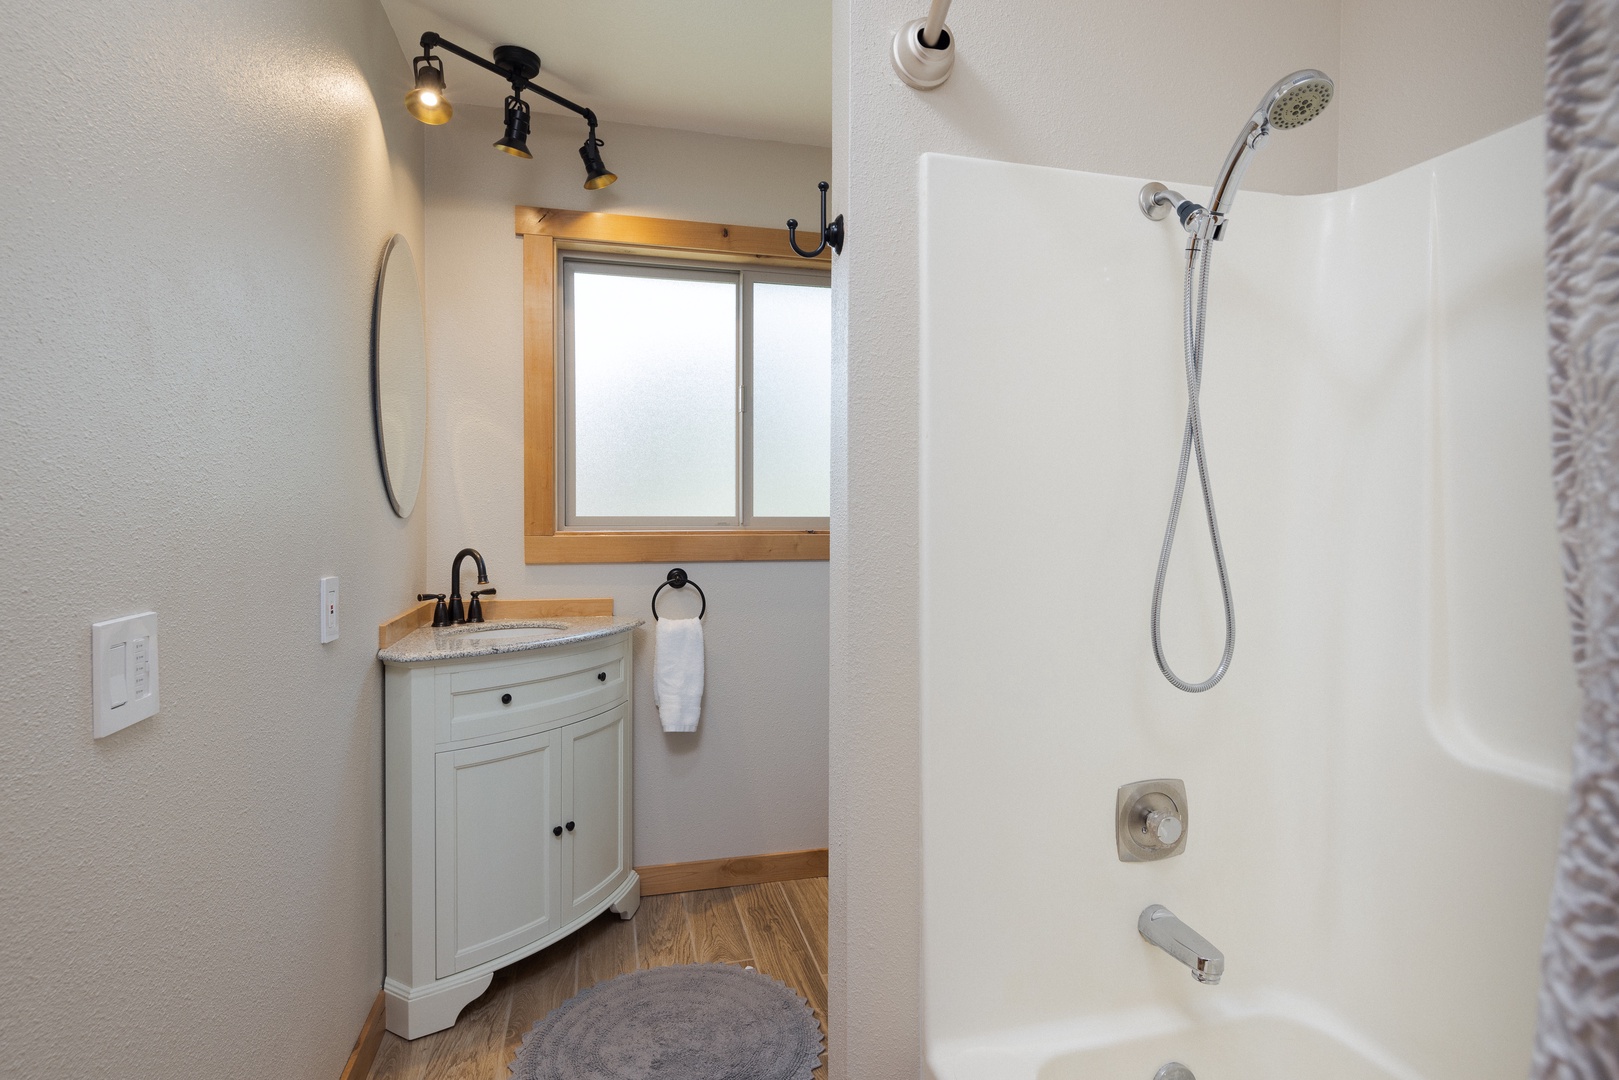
{"left": 1150, "top": 241, "right": 1236, "bottom": 692}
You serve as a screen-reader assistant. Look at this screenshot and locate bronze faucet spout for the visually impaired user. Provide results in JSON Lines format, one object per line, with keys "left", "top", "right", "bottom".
{"left": 448, "top": 548, "right": 489, "bottom": 624}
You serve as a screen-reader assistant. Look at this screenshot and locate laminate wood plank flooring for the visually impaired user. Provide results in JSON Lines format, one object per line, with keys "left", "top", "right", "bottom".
{"left": 684, "top": 885, "right": 754, "bottom": 966}
{"left": 367, "top": 879, "right": 828, "bottom": 1080}
{"left": 731, "top": 882, "right": 829, "bottom": 1033}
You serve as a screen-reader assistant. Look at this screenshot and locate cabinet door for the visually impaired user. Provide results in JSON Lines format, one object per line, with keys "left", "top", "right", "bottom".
{"left": 561, "top": 702, "right": 631, "bottom": 922}
{"left": 435, "top": 728, "right": 562, "bottom": 976}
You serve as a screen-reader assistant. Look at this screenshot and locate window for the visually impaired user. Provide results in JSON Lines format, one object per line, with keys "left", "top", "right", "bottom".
{"left": 563, "top": 257, "right": 830, "bottom": 529}
{"left": 519, "top": 206, "right": 832, "bottom": 563}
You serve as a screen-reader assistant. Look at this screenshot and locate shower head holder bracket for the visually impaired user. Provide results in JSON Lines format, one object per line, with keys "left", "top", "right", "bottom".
{"left": 1139, "top": 183, "right": 1226, "bottom": 241}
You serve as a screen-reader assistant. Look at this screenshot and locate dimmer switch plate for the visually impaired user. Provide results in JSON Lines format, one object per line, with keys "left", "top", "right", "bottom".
{"left": 92, "top": 612, "right": 159, "bottom": 739}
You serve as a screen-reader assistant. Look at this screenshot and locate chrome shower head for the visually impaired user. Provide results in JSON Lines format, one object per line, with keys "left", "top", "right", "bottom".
{"left": 1139, "top": 69, "right": 1335, "bottom": 241}
{"left": 1208, "top": 69, "right": 1334, "bottom": 219}
{"left": 1263, "top": 71, "right": 1334, "bottom": 130}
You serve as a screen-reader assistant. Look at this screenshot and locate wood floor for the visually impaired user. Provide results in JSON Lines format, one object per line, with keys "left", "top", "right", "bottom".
{"left": 367, "top": 878, "right": 829, "bottom": 1080}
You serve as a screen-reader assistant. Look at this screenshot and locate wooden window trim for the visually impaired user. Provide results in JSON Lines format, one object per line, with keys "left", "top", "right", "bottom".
{"left": 518, "top": 206, "right": 831, "bottom": 564}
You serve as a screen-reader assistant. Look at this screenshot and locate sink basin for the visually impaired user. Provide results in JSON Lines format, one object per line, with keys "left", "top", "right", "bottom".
{"left": 449, "top": 624, "right": 570, "bottom": 642}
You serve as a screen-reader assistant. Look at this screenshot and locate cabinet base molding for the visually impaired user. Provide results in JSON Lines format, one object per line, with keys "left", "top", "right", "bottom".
{"left": 338, "top": 989, "right": 386, "bottom": 1080}
{"left": 384, "top": 971, "right": 493, "bottom": 1043}
{"left": 636, "top": 848, "right": 829, "bottom": 896}
{"left": 383, "top": 871, "right": 641, "bottom": 1040}
{"left": 610, "top": 874, "right": 642, "bottom": 920}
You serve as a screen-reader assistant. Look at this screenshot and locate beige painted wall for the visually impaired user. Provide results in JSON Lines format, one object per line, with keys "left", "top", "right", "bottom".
{"left": 420, "top": 107, "right": 833, "bottom": 866}
{"left": 0, "top": 1, "right": 425, "bottom": 1077}
{"left": 829, "top": 0, "right": 1549, "bottom": 1076}
{"left": 1338, "top": 0, "right": 1550, "bottom": 187}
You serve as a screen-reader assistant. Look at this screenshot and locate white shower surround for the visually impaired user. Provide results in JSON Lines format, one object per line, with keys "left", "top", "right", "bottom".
{"left": 920, "top": 117, "right": 1576, "bottom": 1080}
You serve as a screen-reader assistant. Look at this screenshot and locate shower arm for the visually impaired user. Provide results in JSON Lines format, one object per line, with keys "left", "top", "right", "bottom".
{"left": 419, "top": 31, "right": 599, "bottom": 128}
{"left": 1142, "top": 113, "right": 1269, "bottom": 244}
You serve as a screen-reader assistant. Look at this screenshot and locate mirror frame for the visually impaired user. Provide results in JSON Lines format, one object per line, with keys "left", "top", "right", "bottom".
{"left": 370, "top": 233, "right": 428, "bottom": 518}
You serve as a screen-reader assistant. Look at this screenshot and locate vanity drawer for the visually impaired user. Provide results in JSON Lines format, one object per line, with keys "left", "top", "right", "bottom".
{"left": 434, "top": 641, "right": 628, "bottom": 744}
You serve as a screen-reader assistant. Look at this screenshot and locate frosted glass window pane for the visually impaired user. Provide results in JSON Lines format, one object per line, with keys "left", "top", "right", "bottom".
{"left": 752, "top": 282, "right": 831, "bottom": 518}
{"left": 572, "top": 271, "right": 737, "bottom": 519}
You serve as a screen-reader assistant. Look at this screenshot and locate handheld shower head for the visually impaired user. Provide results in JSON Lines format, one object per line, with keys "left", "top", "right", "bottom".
{"left": 1208, "top": 69, "right": 1334, "bottom": 218}
{"left": 1265, "top": 71, "right": 1334, "bottom": 130}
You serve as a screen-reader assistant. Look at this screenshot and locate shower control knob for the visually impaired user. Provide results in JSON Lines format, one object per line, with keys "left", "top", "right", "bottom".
{"left": 1117, "top": 779, "right": 1190, "bottom": 862}
{"left": 1146, "top": 809, "right": 1183, "bottom": 847}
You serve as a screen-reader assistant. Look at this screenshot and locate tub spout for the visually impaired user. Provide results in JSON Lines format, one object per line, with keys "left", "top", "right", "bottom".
{"left": 1139, "top": 904, "right": 1224, "bottom": 985}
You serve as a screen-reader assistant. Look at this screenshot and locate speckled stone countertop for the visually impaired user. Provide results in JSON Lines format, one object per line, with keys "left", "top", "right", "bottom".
{"left": 378, "top": 616, "right": 643, "bottom": 665}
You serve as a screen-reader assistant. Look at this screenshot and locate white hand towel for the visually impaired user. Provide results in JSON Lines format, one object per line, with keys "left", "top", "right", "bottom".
{"left": 653, "top": 617, "right": 704, "bottom": 733}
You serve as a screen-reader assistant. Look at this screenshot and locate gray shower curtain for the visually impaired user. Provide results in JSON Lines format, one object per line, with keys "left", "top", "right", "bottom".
{"left": 1533, "top": 0, "right": 1619, "bottom": 1076}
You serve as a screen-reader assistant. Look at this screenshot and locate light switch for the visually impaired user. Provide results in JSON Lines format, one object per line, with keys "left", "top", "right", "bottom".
{"left": 107, "top": 642, "right": 128, "bottom": 708}
{"left": 320, "top": 576, "right": 339, "bottom": 643}
{"left": 93, "top": 612, "right": 159, "bottom": 739}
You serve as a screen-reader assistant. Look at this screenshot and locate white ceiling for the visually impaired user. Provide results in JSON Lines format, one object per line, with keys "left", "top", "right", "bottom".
{"left": 380, "top": 0, "right": 832, "bottom": 147}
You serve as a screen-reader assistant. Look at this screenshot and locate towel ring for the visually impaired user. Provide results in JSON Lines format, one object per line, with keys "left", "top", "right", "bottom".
{"left": 651, "top": 567, "right": 706, "bottom": 621}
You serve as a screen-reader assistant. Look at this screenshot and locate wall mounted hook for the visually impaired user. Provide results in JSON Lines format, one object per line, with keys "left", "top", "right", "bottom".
{"left": 787, "top": 181, "right": 844, "bottom": 258}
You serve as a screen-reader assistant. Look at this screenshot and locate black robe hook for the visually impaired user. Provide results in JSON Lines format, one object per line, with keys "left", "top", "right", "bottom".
{"left": 787, "top": 181, "right": 845, "bottom": 257}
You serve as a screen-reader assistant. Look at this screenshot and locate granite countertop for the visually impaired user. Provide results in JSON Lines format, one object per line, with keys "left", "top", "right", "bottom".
{"left": 378, "top": 616, "right": 643, "bottom": 664}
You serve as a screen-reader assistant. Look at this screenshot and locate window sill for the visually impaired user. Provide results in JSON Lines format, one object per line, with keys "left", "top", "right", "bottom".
{"left": 524, "top": 530, "right": 829, "bottom": 564}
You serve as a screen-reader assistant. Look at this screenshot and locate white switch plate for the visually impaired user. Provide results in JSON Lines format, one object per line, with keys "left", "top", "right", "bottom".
{"left": 93, "top": 612, "right": 159, "bottom": 739}
{"left": 320, "top": 576, "right": 339, "bottom": 643}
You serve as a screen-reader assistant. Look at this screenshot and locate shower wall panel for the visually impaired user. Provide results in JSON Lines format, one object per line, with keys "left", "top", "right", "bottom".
{"left": 919, "top": 118, "right": 1575, "bottom": 1080}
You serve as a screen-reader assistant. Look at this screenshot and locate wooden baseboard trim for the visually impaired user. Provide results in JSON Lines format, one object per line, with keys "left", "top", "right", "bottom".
{"left": 338, "top": 989, "right": 386, "bottom": 1080}
{"left": 636, "top": 848, "right": 829, "bottom": 896}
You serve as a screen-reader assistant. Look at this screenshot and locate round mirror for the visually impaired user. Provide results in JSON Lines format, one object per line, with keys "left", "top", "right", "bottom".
{"left": 371, "top": 234, "right": 428, "bottom": 517}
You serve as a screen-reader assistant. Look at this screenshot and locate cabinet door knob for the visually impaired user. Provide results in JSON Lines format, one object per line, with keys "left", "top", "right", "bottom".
{"left": 501, "top": 693, "right": 513, "bottom": 705}
{"left": 552, "top": 825, "right": 563, "bottom": 837}
{"left": 566, "top": 821, "right": 575, "bottom": 831}
{"left": 597, "top": 672, "right": 607, "bottom": 682}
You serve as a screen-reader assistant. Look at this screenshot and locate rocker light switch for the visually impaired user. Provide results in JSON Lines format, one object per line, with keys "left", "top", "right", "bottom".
{"left": 93, "top": 612, "right": 159, "bottom": 739}
{"left": 320, "top": 576, "right": 339, "bottom": 643}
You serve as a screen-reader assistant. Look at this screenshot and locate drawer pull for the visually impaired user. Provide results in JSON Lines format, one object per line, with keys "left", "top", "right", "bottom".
{"left": 500, "top": 693, "right": 513, "bottom": 705}
{"left": 552, "top": 825, "right": 563, "bottom": 837}
{"left": 566, "top": 821, "right": 575, "bottom": 831}
{"left": 597, "top": 672, "right": 607, "bottom": 682}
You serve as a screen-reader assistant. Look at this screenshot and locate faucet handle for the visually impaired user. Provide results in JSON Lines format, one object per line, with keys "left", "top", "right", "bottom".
{"left": 417, "top": 594, "right": 450, "bottom": 628}
{"left": 1146, "top": 808, "right": 1183, "bottom": 846}
{"left": 467, "top": 587, "right": 496, "bottom": 624}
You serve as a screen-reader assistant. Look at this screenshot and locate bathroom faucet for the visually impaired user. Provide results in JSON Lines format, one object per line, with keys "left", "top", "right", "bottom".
{"left": 1139, "top": 905, "right": 1224, "bottom": 985}
{"left": 447, "top": 548, "right": 495, "bottom": 624}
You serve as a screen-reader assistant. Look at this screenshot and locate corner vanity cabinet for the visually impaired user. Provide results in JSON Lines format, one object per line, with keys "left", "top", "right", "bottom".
{"left": 381, "top": 628, "right": 639, "bottom": 1039}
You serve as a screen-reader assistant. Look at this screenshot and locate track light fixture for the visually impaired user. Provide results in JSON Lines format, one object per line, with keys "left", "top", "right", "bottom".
{"left": 579, "top": 127, "right": 617, "bottom": 190}
{"left": 494, "top": 94, "right": 533, "bottom": 158}
{"left": 404, "top": 32, "right": 618, "bottom": 189}
{"left": 405, "top": 53, "right": 452, "bottom": 124}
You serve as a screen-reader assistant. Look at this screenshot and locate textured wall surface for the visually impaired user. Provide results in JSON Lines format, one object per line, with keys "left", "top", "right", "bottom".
{"left": 1338, "top": 0, "right": 1551, "bottom": 187}
{"left": 421, "top": 109, "right": 832, "bottom": 865}
{"left": 828, "top": 1, "right": 1550, "bottom": 1077}
{"left": 0, "top": 0, "right": 425, "bottom": 1076}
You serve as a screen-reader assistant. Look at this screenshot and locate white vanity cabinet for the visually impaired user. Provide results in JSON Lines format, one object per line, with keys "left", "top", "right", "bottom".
{"left": 381, "top": 629, "right": 639, "bottom": 1039}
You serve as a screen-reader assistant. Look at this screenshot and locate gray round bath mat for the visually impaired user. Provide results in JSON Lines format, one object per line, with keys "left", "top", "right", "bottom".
{"left": 509, "top": 963, "right": 823, "bottom": 1080}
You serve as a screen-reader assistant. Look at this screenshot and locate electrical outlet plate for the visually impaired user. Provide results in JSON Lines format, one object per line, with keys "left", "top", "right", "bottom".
{"left": 92, "top": 612, "right": 159, "bottom": 739}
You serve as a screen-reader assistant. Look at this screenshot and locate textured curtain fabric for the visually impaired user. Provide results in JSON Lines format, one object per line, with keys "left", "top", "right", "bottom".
{"left": 1534, "top": 1, "right": 1619, "bottom": 1075}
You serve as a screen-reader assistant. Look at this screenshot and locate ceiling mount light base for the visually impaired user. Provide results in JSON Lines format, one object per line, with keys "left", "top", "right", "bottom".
{"left": 491, "top": 44, "right": 541, "bottom": 82}
{"left": 891, "top": 17, "right": 954, "bottom": 90}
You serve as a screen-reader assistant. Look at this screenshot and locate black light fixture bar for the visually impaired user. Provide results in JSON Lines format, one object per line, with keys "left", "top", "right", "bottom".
{"left": 419, "top": 32, "right": 599, "bottom": 129}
